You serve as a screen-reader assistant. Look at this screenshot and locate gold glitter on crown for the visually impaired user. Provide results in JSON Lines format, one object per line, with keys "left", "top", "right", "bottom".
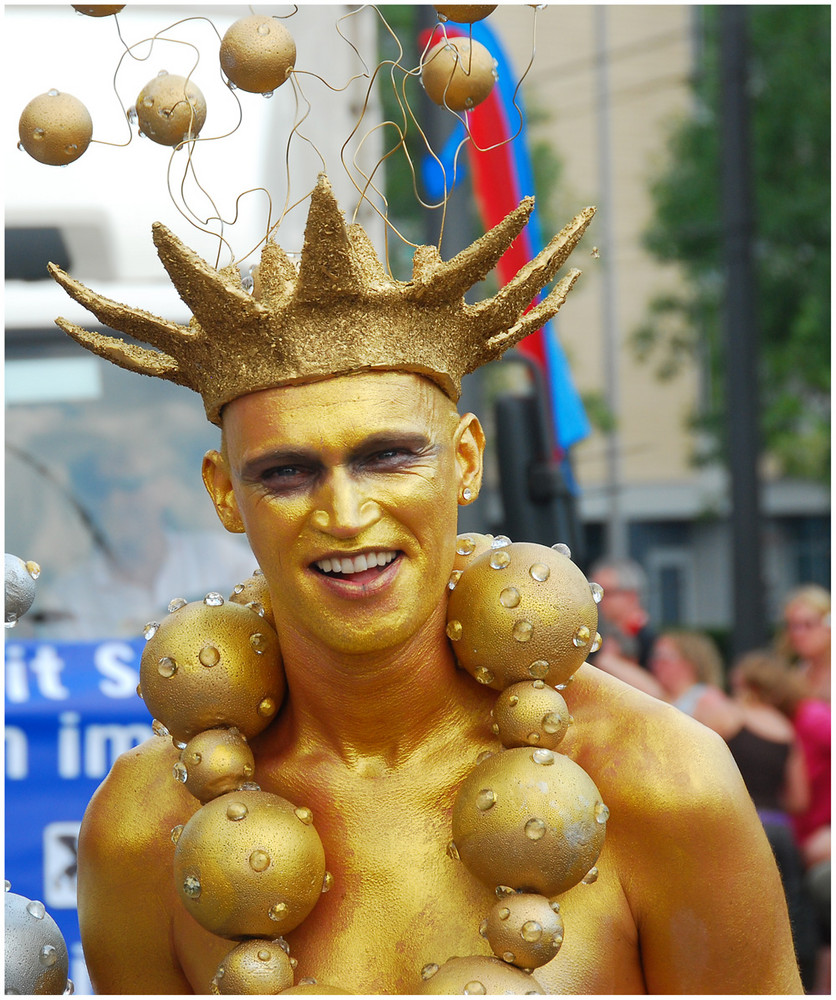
{"left": 48, "top": 175, "right": 595, "bottom": 425}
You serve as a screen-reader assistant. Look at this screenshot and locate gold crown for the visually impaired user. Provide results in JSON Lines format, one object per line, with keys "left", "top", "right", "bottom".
{"left": 48, "top": 175, "right": 594, "bottom": 425}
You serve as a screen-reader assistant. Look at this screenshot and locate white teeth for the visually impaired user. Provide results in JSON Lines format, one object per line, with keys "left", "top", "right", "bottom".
{"left": 316, "top": 551, "right": 396, "bottom": 575}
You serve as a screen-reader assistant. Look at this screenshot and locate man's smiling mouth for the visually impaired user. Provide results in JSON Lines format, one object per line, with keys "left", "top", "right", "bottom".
{"left": 313, "top": 551, "right": 399, "bottom": 576}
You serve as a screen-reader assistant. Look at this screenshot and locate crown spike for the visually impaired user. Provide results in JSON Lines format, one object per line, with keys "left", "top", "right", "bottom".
{"left": 469, "top": 206, "right": 595, "bottom": 335}
{"left": 346, "top": 223, "right": 389, "bottom": 286}
{"left": 405, "top": 196, "right": 534, "bottom": 304}
{"left": 54, "top": 317, "right": 188, "bottom": 384}
{"left": 253, "top": 240, "right": 297, "bottom": 306}
{"left": 152, "top": 223, "right": 267, "bottom": 332}
{"left": 483, "top": 269, "right": 582, "bottom": 359}
{"left": 295, "top": 175, "right": 364, "bottom": 303}
{"left": 47, "top": 262, "right": 194, "bottom": 356}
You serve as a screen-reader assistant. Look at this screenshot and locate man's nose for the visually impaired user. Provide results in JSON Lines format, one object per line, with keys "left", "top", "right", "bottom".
{"left": 309, "top": 468, "right": 381, "bottom": 537}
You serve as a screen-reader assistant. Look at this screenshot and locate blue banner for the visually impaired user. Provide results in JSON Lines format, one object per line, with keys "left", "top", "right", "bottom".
{"left": 5, "top": 637, "right": 153, "bottom": 994}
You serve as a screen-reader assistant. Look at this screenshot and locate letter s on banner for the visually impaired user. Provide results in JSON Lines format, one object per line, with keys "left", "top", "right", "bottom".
{"left": 94, "top": 642, "right": 140, "bottom": 698}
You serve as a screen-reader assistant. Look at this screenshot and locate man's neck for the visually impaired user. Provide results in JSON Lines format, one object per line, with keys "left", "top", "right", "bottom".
{"left": 263, "top": 609, "right": 492, "bottom": 769}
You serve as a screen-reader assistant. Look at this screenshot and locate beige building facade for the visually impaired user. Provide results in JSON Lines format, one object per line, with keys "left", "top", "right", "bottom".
{"left": 489, "top": 5, "right": 828, "bottom": 632}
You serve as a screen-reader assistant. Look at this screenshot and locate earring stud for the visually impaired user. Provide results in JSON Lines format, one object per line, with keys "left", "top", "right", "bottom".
{"left": 461, "top": 487, "right": 474, "bottom": 503}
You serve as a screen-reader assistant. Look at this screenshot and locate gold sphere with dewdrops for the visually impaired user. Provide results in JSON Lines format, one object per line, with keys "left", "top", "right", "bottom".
{"left": 450, "top": 532, "right": 495, "bottom": 580}
{"left": 491, "top": 680, "right": 571, "bottom": 750}
{"left": 135, "top": 72, "right": 206, "bottom": 146}
{"left": 451, "top": 746, "right": 608, "bottom": 897}
{"left": 139, "top": 596, "right": 284, "bottom": 744}
{"left": 212, "top": 939, "right": 295, "bottom": 995}
{"left": 18, "top": 91, "right": 92, "bottom": 165}
{"left": 418, "top": 955, "right": 543, "bottom": 994}
{"left": 220, "top": 14, "right": 296, "bottom": 94}
{"left": 71, "top": 4, "right": 125, "bottom": 14}
{"left": 229, "top": 569, "right": 274, "bottom": 628}
{"left": 481, "top": 893, "right": 565, "bottom": 970}
{"left": 178, "top": 727, "right": 256, "bottom": 803}
{"left": 173, "top": 790, "right": 327, "bottom": 939}
{"left": 446, "top": 541, "right": 599, "bottom": 691}
{"left": 280, "top": 986, "right": 355, "bottom": 995}
{"left": 421, "top": 37, "right": 497, "bottom": 111}
{"left": 434, "top": 5, "right": 497, "bottom": 23}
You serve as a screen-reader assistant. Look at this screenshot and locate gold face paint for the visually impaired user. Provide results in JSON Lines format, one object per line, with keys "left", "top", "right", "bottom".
{"left": 206, "top": 372, "right": 483, "bottom": 657}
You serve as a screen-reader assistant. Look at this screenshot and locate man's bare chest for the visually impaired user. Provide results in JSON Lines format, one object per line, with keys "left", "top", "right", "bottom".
{"left": 171, "top": 760, "right": 644, "bottom": 994}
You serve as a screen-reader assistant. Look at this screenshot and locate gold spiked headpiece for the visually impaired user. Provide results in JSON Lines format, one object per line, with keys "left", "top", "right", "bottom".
{"left": 49, "top": 175, "right": 594, "bottom": 425}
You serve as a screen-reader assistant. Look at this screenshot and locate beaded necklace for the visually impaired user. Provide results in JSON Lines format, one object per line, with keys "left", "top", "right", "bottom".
{"left": 138, "top": 533, "right": 606, "bottom": 995}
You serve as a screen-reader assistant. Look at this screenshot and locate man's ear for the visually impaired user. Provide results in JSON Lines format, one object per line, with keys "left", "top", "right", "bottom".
{"left": 202, "top": 450, "right": 246, "bottom": 534}
{"left": 454, "top": 412, "right": 486, "bottom": 498}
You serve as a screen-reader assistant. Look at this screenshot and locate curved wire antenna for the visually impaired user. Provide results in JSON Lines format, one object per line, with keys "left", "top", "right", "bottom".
{"left": 58, "top": 5, "right": 542, "bottom": 279}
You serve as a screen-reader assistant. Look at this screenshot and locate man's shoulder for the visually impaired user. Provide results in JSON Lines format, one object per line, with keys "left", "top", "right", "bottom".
{"left": 80, "top": 735, "right": 198, "bottom": 856}
{"left": 567, "top": 663, "right": 743, "bottom": 814}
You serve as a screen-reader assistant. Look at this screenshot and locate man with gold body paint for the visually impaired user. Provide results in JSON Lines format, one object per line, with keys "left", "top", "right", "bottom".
{"left": 47, "top": 177, "right": 802, "bottom": 994}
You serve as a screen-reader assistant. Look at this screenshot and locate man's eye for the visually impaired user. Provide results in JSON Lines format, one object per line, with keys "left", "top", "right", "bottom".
{"left": 365, "top": 448, "right": 413, "bottom": 467}
{"left": 261, "top": 465, "right": 310, "bottom": 487}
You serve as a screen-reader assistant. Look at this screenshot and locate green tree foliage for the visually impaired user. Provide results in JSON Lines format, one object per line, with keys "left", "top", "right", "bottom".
{"left": 634, "top": 6, "right": 830, "bottom": 482}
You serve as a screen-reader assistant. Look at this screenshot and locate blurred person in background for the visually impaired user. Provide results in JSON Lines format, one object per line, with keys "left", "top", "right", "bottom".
{"left": 588, "top": 558, "right": 655, "bottom": 669}
{"left": 778, "top": 585, "right": 831, "bottom": 703}
{"left": 727, "top": 651, "right": 817, "bottom": 990}
{"left": 588, "top": 558, "right": 661, "bottom": 696}
{"left": 647, "top": 629, "right": 737, "bottom": 729}
{"left": 737, "top": 652, "right": 830, "bottom": 994}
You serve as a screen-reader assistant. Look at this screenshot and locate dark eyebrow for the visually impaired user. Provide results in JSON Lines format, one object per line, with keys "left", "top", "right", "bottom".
{"left": 348, "top": 431, "right": 433, "bottom": 459}
{"left": 238, "top": 447, "right": 321, "bottom": 481}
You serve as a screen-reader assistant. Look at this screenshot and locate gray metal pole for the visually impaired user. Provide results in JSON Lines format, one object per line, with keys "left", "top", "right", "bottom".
{"left": 594, "top": 7, "right": 628, "bottom": 561}
{"left": 719, "top": 6, "right": 768, "bottom": 656}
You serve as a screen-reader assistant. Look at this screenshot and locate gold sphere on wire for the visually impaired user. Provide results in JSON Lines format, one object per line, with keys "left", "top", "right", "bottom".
{"left": 71, "top": 4, "right": 124, "bottom": 14}
{"left": 135, "top": 72, "right": 206, "bottom": 146}
{"left": 451, "top": 746, "right": 607, "bottom": 897}
{"left": 220, "top": 14, "right": 296, "bottom": 94}
{"left": 421, "top": 37, "right": 497, "bottom": 111}
{"left": 139, "top": 597, "right": 285, "bottom": 744}
{"left": 173, "top": 790, "right": 326, "bottom": 939}
{"left": 434, "top": 5, "right": 497, "bottom": 23}
{"left": 446, "top": 541, "right": 598, "bottom": 691}
{"left": 18, "top": 91, "right": 92, "bottom": 165}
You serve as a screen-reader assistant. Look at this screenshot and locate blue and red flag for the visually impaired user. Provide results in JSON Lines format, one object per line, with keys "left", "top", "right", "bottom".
{"left": 421, "top": 18, "right": 591, "bottom": 459}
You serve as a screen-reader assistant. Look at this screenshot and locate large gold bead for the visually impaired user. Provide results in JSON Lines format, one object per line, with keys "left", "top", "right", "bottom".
{"left": 18, "top": 91, "right": 92, "bottom": 165}
{"left": 140, "top": 599, "right": 285, "bottom": 744}
{"left": 446, "top": 542, "right": 598, "bottom": 690}
{"left": 220, "top": 14, "right": 296, "bottom": 94}
{"left": 173, "top": 790, "right": 326, "bottom": 939}
{"left": 492, "top": 681, "right": 570, "bottom": 750}
{"left": 135, "top": 72, "right": 206, "bottom": 146}
{"left": 229, "top": 570, "right": 274, "bottom": 628}
{"left": 421, "top": 37, "right": 497, "bottom": 111}
{"left": 179, "top": 728, "right": 256, "bottom": 803}
{"left": 451, "top": 747, "right": 607, "bottom": 897}
{"left": 280, "top": 987, "right": 355, "bottom": 995}
{"left": 434, "top": 5, "right": 497, "bottom": 22}
{"left": 451, "top": 532, "right": 495, "bottom": 577}
{"left": 483, "top": 893, "right": 564, "bottom": 969}
{"left": 418, "top": 955, "right": 543, "bottom": 994}
{"left": 213, "top": 939, "right": 294, "bottom": 994}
